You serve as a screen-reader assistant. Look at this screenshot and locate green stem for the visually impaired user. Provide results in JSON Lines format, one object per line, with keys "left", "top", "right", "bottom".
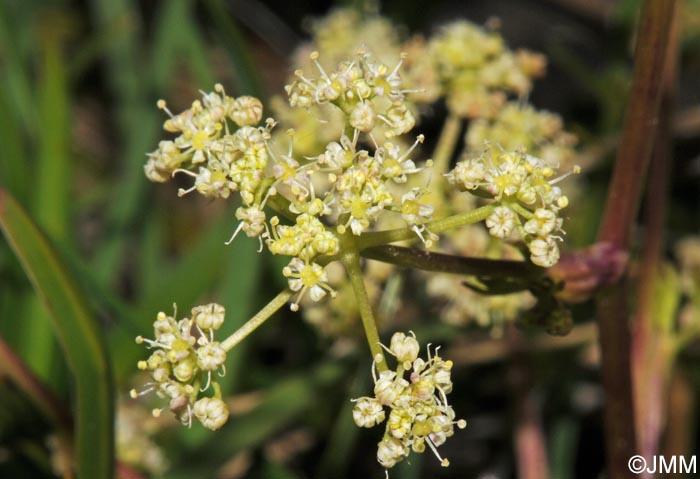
{"left": 432, "top": 113, "right": 462, "bottom": 177}
{"left": 358, "top": 203, "right": 496, "bottom": 250}
{"left": 221, "top": 289, "right": 294, "bottom": 351}
{"left": 266, "top": 194, "right": 296, "bottom": 222}
{"left": 342, "top": 251, "right": 387, "bottom": 372}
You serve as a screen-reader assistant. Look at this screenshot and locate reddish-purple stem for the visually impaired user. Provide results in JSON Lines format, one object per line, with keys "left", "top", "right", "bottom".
{"left": 595, "top": 0, "right": 677, "bottom": 478}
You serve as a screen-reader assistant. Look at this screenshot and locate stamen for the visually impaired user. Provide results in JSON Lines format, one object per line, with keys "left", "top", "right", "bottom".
{"left": 309, "top": 51, "right": 332, "bottom": 83}
{"left": 201, "top": 371, "right": 212, "bottom": 392}
{"left": 225, "top": 221, "right": 246, "bottom": 246}
{"left": 425, "top": 436, "right": 448, "bottom": 467}
{"left": 388, "top": 52, "right": 407, "bottom": 79}
{"left": 157, "top": 99, "right": 174, "bottom": 118}
{"left": 172, "top": 168, "right": 198, "bottom": 179}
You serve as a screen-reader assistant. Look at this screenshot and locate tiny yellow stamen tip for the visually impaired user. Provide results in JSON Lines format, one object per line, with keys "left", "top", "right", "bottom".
{"left": 156, "top": 99, "right": 166, "bottom": 109}
{"left": 214, "top": 83, "right": 224, "bottom": 92}
{"left": 137, "top": 361, "right": 148, "bottom": 370}
{"left": 310, "top": 51, "right": 319, "bottom": 60}
{"left": 400, "top": 52, "right": 408, "bottom": 59}
{"left": 294, "top": 69, "right": 304, "bottom": 77}
{"left": 573, "top": 165, "right": 582, "bottom": 174}
{"left": 337, "top": 225, "right": 346, "bottom": 234}
{"left": 441, "top": 459, "right": 450, "bottom": 467}
{"left": 286, "top": 128, "right": 295, "bottom": 136}
{"left": 417, "top": 134, "right": 425, "bottom": 143}
{"left": 129, "top": 389, "right": 139, "bottom": 399}
{"left": 330, "top": 291, "right": 338, "bottom": 298}
{"left": 374, "top": 353, "right": 384, "bottom": 363}
{"left": 152, "top": 408, "right": 162, "bottom": 418}
{"left": 426, "top": 159, "right": 434, "bottom": 167}
{"left": 135, "top": 336, "right": 144, "bottom": 344}
{"left": 290, "top": 303, "right": 299, "bottom": 312}
{"left": 457, "top": 419, "right": 467, "bottom": 429}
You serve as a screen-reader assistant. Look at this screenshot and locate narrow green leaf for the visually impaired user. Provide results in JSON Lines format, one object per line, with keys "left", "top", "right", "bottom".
{"left": 0, "top": 87, "right": 29, "bottom": 202}
{"left": 0, "top": 3, "right": 38, "bottom": 132}
{"left": 15, "top": 30, "right": 72, "bottom": 385}
{"left": 0, "top": 190, "right": 114, "bottom": 479}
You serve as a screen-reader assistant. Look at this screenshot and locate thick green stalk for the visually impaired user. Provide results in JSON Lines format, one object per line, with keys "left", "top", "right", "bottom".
{"left": 432, "top": 113, "right": 462, "bottom": 176}
{"left": 221, "top": 289, "right": 294, "bottom": 351}
{"left": 342, "top": 251, "right": 387, "bottom": 372}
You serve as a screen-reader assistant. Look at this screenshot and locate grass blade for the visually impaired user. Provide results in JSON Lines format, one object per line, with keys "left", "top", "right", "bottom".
{"left": 0, "top": 189, "right": 114, "bottom": 479}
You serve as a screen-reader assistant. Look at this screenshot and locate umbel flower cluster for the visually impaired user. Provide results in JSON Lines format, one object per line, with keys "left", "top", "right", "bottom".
{"left": 447, "top": 146, "right": 580, "bottom": 267}
{"left": 352, "top": 332, "right": 466, "bottom": 468}
{"left": 130, "top": 304, "right": 229, "bottom": 431}
{"left": 145, "top": 49, "right": 440, "bottom": 310}
{"left": 427, "top": 21, "right": 546, "bottom": 117}
{"left": 137, "top": 8, "right": 582, "bottom": 471}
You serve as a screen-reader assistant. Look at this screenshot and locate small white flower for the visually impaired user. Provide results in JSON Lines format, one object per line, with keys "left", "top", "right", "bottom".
{"left": 523, "top": 208, "right": 558, "bottom": 236}
{"left": 389, "top": 332, "right": 420, "bottom": 367}
{"left": 349, "top": 101, "right": 377, "bottom": 132}
{"left": 231, "top": 95, "right": 263, "bottom": 127}
{"left": 192, "top": 303, "right": 226, "bottom": 331}
{"left": 485, "top": 206, "right": 517, "bottom": 238}
{"left": 377, "top": 436, "right": 409, "bottom": 468}
{"left": 446, "top": 158, "right": 486, "bottom": 190}
{"left": 196, "top": 342, "right": 226, "bottom": 371}
{"left": 374, "top": 370, "right": 407, "bottom": 406}
{"left": 352, "top": 397, "right": 386, "bottom": 427}
{"left": 234, "top": 206, "right": 267, "bottom": 238}
{"left": 193, "top": 397, "right": 229, "bottom": 431}
{"left": 529, "top": 236, "right": 560, "bottom": 267}
{"left": 282, "top": 259, "right": 336, "bottom": 310}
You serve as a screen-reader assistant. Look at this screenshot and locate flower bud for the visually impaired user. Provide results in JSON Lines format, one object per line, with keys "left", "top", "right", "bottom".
{"left": 389, "top": 332, "right": 420, "bottom": 366}
{"left": 230, "top": 96, "right": 263, "bottom": 127}
{"left": 193, "top": 397, "right": 229, "bottom": 430}
{"left": 352, "top": 397, "right": 385, "bottom": 428}
{"left": 192, "top": 303, "right": 226, "bottom": 331}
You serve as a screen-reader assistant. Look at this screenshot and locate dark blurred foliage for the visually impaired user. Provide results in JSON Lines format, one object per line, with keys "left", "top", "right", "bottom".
{"left": 0, "top": 1, "right": 699, "bottom": 478}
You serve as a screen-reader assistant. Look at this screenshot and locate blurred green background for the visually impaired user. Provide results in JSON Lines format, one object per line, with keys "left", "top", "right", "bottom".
{"left": 1, "top": 0, "right": 699, "bottom": 478}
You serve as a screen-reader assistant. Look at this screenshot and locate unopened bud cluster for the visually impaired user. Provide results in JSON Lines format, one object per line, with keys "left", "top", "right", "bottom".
{"left": 130, "top": 304, "right": 229, "bottom": 430}
{"left": 466, "top": 102, "right": 577, "bottom": 167}
{"left": 352, "top": 332, "right": 466, "bottom": 469}
{"left": 447, "top": 146, "right": 580, "bottom": 267}
{"left": 286, "top": 49, "right": 415, "bottom": 138}
{"left": 428, "top": 21, "right": 545, "bottom": 118}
